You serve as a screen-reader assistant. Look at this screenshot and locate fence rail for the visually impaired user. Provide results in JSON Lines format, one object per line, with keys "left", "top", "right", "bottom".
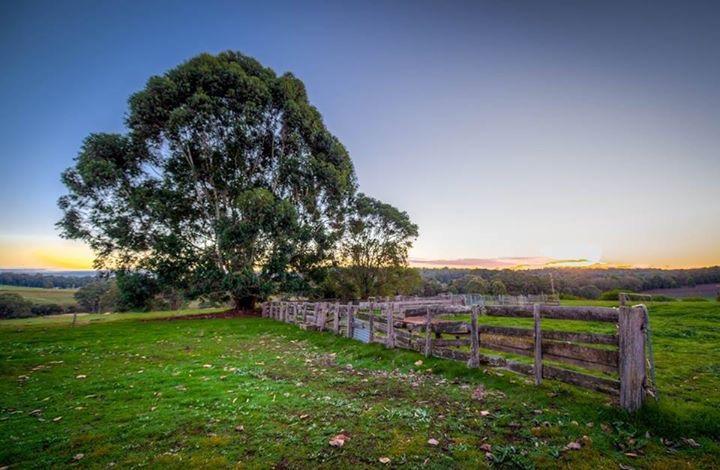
{"left": 262, "top": 298, "right": 649, "bottom": 411}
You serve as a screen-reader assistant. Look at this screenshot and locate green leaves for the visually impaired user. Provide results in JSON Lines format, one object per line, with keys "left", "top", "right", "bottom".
{"left": 58, "top": 51, "right": 358, "bottom": 308}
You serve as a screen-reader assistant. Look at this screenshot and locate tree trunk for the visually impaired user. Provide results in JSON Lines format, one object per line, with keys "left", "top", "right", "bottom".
{"left": 234, "top": 296, "right": 256, "bottom": 311}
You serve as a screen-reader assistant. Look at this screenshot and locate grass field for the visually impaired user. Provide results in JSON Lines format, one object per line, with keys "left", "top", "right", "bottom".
{"left": 1, "top": 303, "right": 718, "bottom": 468}
{"left": 0, "top": 285, "right": 78, "bottom": 307}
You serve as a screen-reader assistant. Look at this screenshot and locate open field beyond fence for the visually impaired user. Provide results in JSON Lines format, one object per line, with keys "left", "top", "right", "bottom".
{"left": 0, "top": 285, "right": 78, "bottom": 307}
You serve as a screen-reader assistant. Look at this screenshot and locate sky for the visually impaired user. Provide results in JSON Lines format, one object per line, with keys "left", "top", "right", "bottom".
{"left": 1, "top": 0, "right": 719, "bottom": 270}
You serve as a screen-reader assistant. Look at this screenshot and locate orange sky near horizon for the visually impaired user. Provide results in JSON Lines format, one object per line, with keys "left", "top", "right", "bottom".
{"left": 1, "top": 236, "right": 718, "bottom": 271}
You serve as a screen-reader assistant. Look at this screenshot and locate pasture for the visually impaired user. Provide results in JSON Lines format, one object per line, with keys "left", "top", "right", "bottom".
{"left": 0, "top": 285, "right": 78, "bottom": 307}
{"left": 1, "top": 302, "right": 718, "bottom": 468}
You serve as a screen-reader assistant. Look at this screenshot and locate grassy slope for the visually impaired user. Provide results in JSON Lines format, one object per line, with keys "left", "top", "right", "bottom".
{"left": 0, "top": 285, "right": 78, "bottom": 307}
{"left": 0, "top": 306, "right": 718, "bottom": 469}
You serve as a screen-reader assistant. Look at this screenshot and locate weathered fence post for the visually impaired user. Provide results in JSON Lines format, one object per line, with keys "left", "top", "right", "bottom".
{"left": 386, "top": 303, "right": 396, "bottom": 348}
{"left": 619, "top": 305, "right": 647, "bottom": 411}
{"left": 368, "top": 306, "right": 375, "bottom": 343}
{"left": 467, "top": 305, "right": 480, "bottom": 368}
{"left": 533, "top": 303, "right": 543, "bottom": 385}
{"left": 347, "top": 304, "right": 355, "bottom": 339}
{"left": 424, "top": 306, "right": 433, "bottom": 357}
{"left": 331, "top": 303, "right": 340, "bottom": 334}
{"left": 317, "top": 303, "right": 327, "bottom": 330}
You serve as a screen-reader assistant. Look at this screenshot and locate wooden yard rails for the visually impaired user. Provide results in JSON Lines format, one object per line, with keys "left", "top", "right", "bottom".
{"left": 261, "top": 299, "right": 649, "bottom": 411}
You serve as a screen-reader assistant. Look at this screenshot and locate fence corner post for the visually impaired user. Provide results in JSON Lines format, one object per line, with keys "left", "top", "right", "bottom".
{"left": 533, "top": 303, "right": 543, "bottom": 385}
{"left": 467, "top": 305, "right": 480, "bottom": 368}
{"left": 619, "top": 305, "right": 647, "bottom": 412}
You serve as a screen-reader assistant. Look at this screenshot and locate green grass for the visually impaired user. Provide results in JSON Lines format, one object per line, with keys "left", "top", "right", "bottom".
{"left": 0, "top": 285, "right": 78, "bottom": 307}
{"left": 1, "top": 305, "right": 718, "bottom": 468}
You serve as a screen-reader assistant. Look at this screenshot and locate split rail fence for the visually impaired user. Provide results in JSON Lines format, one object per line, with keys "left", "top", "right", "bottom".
{"left": 262, "top": 296, "right": 649, "bottom": 411}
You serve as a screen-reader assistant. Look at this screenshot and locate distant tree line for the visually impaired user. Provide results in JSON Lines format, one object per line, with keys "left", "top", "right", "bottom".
{"left": 0, "top": 272, "right": 95, "bottom": 289}
{"left": 418, "top": 266, "right": 720, "bottom": 299}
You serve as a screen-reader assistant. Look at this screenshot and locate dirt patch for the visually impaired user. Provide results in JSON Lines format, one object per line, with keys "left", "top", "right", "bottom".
{"left": 145, "top": 309, "right": 260, "bottom": 322}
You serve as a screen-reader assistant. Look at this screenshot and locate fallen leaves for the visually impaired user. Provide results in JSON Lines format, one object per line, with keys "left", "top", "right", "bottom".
{"left": 480, "top": 410, "right": 491, "bottom": 417}
{"left": 564, "top": 441, "right": 582, "bottom": 451}
{"left": 235, "top": 425, "right": 245, "bottom": 432}
{"left": 471, "top": 385, "right": 486, "bottom": 401}
{"left": 378, "top": 457, "right": 391, "bottom": 464}
{"left": 72, "top": 453, "right": 84, "bottom": 461}
{"left": 682, "top": 438, "right": 700, "bottom": 448}
{"left": 427, "top": 438, "right": 439, "bottom": 446}
{"left": 329, "top": 433, "right": 350, "bottom": 447}
{"left": 75, "top": 374, "right": 87, "bottom": 379}
{"left": 414, "top": 360, "right": 423, "bottom": 366}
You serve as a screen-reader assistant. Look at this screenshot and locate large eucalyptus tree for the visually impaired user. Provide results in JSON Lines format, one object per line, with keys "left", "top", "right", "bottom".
{"left": 58, "top": 52, "right": 356, "bottom": 309}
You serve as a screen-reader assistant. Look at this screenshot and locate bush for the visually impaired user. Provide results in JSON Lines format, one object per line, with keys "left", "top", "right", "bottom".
{"left": 681, "top": 297, "right": 709, "bottom": 302}
{"left": 577, "top": 285, "right": 601, "bottom": 299}
{"left": 559, "top": 293, "right": 581, "bottom": 300}
{"left": 0, "top": 293, "right": 33, "bottom": 318}
{"left": 649, "top": 295, "right": 676, "bottom": 302}
{"left": 30, "top": 303, "right": 65, "bottom": 316}
{"left": 598, "top": 289, "right": 624, "bottom": 301}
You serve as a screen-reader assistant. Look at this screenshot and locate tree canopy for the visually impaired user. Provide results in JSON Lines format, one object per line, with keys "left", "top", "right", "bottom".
{"left": 58, "top": 52, "right": 358, "bottom": 308}
{"left": 338, "top": 194, "right": 419, "bottom": 298}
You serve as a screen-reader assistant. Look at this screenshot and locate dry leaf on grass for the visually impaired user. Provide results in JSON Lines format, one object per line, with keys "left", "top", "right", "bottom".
{"left": 472, "top": 385, "right": 486, "bottom": 401}
{"left": 329, "top": 433, "right": 349, "bottom": 447}
{"left": 379, "top": 457, "right": 391, "bottom": 464}
{"left": 427, "top": 438, "right": 439, "bottom": 446}
{"left": 564, "top": 441, "right": 582, "bottom": 451}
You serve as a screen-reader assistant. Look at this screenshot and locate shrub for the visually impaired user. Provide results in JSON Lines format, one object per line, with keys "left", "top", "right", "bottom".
{"left": 30, "top": 303, "right": 65, "bottom": 316}
{"left": 599, "top": 289, "right": 624, "bottom": 301}
{"left": 649, "top": 295, "right": 676, "bottom": 302}
{"left": 0, "top": 293, "right": 33, "bottom": 318}
{"left": 681, "top": 297, "right": 709, "bottom": 302}
{"left": 559, "top": 293, "right": 581, "bottom": 300}
{"left": 578, "top": 285, "right": 602, "bottom": 299}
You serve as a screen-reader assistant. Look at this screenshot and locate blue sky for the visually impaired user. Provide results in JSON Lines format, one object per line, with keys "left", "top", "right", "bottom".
{"left": 1, "top": 0, "right": 719, "bottom": 269}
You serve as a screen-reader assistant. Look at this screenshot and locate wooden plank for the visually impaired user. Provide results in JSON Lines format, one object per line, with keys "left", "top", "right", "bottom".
{"left": 347, "top": 305, "right": 355, "bottom": 338}
{"left": 534, "top": 303, "right": 542, "bottom": 385}
{"left": 433, "top": 338, "right": 470, "bottom": 347}
{"left": 480, "top": 334, "right": 618, "bottom": 373}
{"left": 368, "top": 309, "right": 374, "bottom": 343}
{"left": 619, "top": 306, "right": 647, "bottom": 411}
{"left": 333, "top": 303, "right": 340, "bottom": 334}
{"left": 424, "top": 307, "right": 433, "bottom": 357}
{"left": 316, "top": 303, "right": 327, "bottom": 330}
{"left": 485, "top": 305, "right": 619, "bottom": 323}
{"left": 433, "top": 322, "right": 470, "bottom": 334}
{"left": 386, "top": 304, "right": 396, "bottom": 348}
{"left": 543, "top": 365, "right": 620, "bottom": 396}
{"left": 469, "top": 305, "right": 480, "bottom": 367}
{"left": 433, "top": 347, "right": 470, "bottom": 361}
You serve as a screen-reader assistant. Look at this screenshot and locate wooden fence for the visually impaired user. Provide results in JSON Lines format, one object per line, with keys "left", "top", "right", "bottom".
{"left": 261, "top": 299, "right": 649, "bottom": 411}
